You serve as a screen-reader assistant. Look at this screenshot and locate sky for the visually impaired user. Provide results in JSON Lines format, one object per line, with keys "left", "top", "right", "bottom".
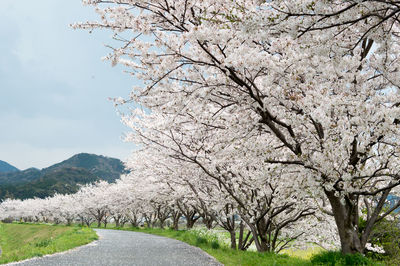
{"left": 0, "top": 1, "right": 138, "bottom": 170}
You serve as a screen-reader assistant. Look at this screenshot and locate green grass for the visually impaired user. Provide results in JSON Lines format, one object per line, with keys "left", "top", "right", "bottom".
{"left": 281, "top": 245, "right": 324, "bottom": 259}
{"left": 0, "top": 223, "right": 98, "bottom": 264}
{"left": 310, "top": 250, "right": 384, "bottom": 266}
{"left": 113, "top": 226, "right": 311, "bottom": 266}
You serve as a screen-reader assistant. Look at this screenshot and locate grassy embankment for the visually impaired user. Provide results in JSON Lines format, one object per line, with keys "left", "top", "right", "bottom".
{"left": 0, "top": 223, "right": 98, "bottom": 264}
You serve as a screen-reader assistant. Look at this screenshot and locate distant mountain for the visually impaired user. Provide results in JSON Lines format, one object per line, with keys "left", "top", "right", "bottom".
{"left": 43, "top": 153, "right": 124, "bottom": 182}
{"left": 0, "top": 153, "right": 125, "bottom": 200}
{"left": 0, "top": 168, "right": 40, "bottom": 185}
{"left": 0, "top": 160, "right": 19, "bottom": 173}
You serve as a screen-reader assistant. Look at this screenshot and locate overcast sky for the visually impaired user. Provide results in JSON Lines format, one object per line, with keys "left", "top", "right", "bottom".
{"left": 0, "top": 1, "right": 138, "bottom": 170}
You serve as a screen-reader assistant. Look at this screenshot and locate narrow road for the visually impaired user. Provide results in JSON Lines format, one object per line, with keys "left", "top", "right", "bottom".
{"left": 10, "top": 229, "right": 221, "bottom": 266}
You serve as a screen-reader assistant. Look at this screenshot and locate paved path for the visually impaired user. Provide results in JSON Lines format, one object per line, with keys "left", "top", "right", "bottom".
{"left": 9, "top": 229, "right": 221, "bottom": 266}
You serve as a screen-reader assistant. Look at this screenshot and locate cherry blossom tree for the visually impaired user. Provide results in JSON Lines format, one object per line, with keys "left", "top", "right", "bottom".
{"left": 76, "top": 0, "right": 400, "bottom": 253}
{"left": 74, "top": 0, "right": 400, "bottom": 254}
{"left": 125, "top": 139, "right": 320, "bottom": 252}
{"left": 267, "top": 1, "right": 400, "bottom": 254}
{"left": 76, "top": 181, "right": 112, "bottom": 227}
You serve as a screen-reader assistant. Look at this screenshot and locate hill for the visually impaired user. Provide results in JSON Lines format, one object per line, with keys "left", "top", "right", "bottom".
{"left": 0, "top": 153, "right": 125, "bottom": 200}
{"left": 43, "top": 153, "right": 124, "bottom": 182}
{"left": 0, "top": 160, "right": 19, "bottom": 173}
{"left": 0, "top": 168, "right": 40, "bottom": 185}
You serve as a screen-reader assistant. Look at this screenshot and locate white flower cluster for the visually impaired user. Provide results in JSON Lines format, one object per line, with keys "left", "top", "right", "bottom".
{"left": 365, "top": 243, "right": 385, "bottom": 254}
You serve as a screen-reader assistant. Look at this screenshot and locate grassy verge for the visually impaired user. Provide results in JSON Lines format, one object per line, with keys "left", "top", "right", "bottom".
{"left": 113, "top": 227, "right": 311, "bottom": 266}
{"left": 0, "top": 223, "right": 98, "bottom": 264}
{"left": 281, "top": 244, "right": 324, "bottom": 260}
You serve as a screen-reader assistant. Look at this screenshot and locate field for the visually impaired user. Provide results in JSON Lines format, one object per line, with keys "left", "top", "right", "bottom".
{"left": 0, "top": 223, "right": 98, "bottom": 264}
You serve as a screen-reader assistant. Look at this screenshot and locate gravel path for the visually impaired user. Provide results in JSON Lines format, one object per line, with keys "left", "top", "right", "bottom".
{"left": 9, "top": 229, "right": 222, "bottom": 266}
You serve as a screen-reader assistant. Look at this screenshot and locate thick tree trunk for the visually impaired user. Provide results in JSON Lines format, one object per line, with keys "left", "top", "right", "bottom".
{"left": 248, "top": 224, "right": 268, "bottom": 252}
{"left": 185, "top": 212, "right": 200, "bottom": 229}
{"left": 186, "top": 219, "right": 194, "bottom": 229}
{"left": 325, "top": 190, "right": 363, "bottom": 254}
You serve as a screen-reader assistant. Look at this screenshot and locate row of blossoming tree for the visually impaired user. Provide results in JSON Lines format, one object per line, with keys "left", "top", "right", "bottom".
{"left": 0, "top": 171, "right": 341, "bottom": 252}
{"left": 2, "top": 0, "right": 400, "bottom": 256}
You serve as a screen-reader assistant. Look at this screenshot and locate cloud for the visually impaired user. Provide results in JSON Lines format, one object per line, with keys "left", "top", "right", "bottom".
{"left": 0, "top": 0, "right": 138, "bottom": 168}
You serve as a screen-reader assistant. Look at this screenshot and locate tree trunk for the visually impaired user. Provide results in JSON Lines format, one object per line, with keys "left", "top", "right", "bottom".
{"left": 238, "top": 221, "right": 244, "bottom": 249}
{"left": 229, "top": 229, "right": 237, "bottom": 249}
{"left": 129, "top": 213, "right": 139, "bottom": 227}
{"left": 325, "top": 190, "right": 363, "bottom": 254}
{"left": 218, "top": 212, "right": 237, "bottom": 250}
{"left": 238, "top": 224, "right": 253, "bottom": 251}
{"left": 120, "top": 218, "right": 127, "bottom": 227}
{"left": 85, "top": 219, "right": 93, "bottom": 227}
{"left": 186, "top": 218, "right": 196, "bottom": 229}
{"left": 144, "top": 212, "right": 157, "bottom": 228}
{"left": 246, "top": 221, "right": 272, "bottom": 252}
{"left": 66, "top": 218, "right": 73, "bottom": 226}
{"left": 171, "top": 211, "right": 181, "bottom": 230}
{"left": 185, "top": 212, "right": 200, "bottom": 229}
{"left": 202, "top": 216, "right": 215, "bottom": 230}
{"left": 177, "top": 203, "right": 199, "bottom": 229}
{"left": 114, "top": 216, "right": 121, "bottom": 228}
{"left": 159, "top": 219, "right": 166, "bottom": 229}
{"left": 156, "top": 206, "right": 171, "bottom": 229}
{"left": 131, "top": 221, "right": 138, "bottom": 227}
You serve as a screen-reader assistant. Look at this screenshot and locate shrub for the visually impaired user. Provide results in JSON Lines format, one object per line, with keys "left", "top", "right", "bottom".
{"left": 364, "top": 218, "right": 400, "bottom": 263}
{"left": 196, "top": 236, "right": 207, "bottom": 246}
{"left": 211, "top": 240, "right": 220, "bottom": 249}
{"left": 34, "top": 239, "right": 53, "bottom": 248}
{"left": 311, "top": 251, "right": 374, "bottom": 266}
